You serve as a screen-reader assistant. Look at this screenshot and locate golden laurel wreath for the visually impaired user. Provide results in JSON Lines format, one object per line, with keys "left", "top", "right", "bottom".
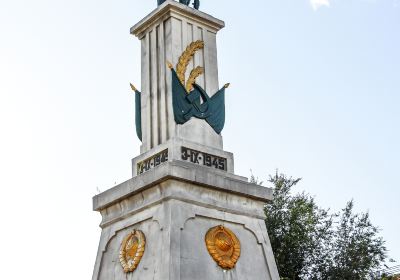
{"left": 205, "top": 225, "right": 241, "bottom": 270}
{"left": 176, "top": 40, "right": 205, "bottom": 92}
{"left": 119, "top": 229, "right": 146, "bottom": 273}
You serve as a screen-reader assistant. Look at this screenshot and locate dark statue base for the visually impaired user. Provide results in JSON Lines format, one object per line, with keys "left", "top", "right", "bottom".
{"left": 158, "top": 0, "right": 200, "bottom": 10}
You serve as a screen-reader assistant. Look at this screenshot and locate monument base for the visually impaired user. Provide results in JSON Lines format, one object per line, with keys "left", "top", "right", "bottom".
{"left": 92, "top": 160, "right": 279, "bottom": 280}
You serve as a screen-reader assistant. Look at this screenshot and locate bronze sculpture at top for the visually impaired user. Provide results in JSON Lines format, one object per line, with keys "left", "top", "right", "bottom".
{"left": 158, "top": 0, "right": 200, "bottom": 10}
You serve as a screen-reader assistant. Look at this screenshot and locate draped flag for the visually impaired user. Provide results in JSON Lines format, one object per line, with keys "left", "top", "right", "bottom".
{"left": 131, "top": 84, "right": 142, "bottom": 141}
{"left": 170, "top": 68, "right": 226, "bottom": 134}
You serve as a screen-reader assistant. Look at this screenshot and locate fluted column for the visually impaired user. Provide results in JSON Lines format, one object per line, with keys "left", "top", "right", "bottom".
{"left": 131, "top": 0, "right": 225, "bottom": 153}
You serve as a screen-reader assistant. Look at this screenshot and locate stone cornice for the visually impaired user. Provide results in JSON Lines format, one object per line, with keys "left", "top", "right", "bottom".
{"left": 93, "top": 160, "right": 273, "bottom": 211}
{"left": 131, "top": 0, "right": 225, "bottom": 38}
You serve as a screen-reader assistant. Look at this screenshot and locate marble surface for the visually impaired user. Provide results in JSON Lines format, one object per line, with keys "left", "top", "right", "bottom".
{"left": 92, "top": 162, "right": 279, "bottom": 280}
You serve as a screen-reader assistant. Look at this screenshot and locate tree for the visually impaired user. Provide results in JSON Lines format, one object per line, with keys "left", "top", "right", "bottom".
{"left": 327, "top": 201, "right": 386, "bottom": 279}
{"left": 261, "top": 173, "right": 334, "bottom": 279}
{"left": 254, "top": 172, "right": 388, "bottom": 280}
{"left": 381, "top": 275, "right": 400, "bottom": 280}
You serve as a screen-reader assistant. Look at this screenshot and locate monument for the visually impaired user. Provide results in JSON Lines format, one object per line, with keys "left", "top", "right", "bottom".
{"left": 92, "top": 1, "right": 280, "bottom": 279}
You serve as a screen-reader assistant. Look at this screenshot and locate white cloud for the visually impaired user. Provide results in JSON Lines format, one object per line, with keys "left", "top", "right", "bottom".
{"left": 310, "top": 0, "right": 331, "bottom": 10}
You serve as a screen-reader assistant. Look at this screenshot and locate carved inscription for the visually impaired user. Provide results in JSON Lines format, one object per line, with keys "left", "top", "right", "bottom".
{"left": 137, "top": 149, "right": 168, "bottom": 175}
{"left": 181, "top": 147, "right": 227, "bottom": 171}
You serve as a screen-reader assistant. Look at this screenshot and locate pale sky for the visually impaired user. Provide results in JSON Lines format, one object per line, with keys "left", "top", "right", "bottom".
{"left": 0, "top": 0, "right": 399, "bottom": 278}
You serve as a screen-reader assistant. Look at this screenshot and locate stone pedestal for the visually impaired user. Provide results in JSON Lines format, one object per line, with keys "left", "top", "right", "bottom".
{"left": 92, "top": 161, "right": 279, "bottom": 280}
{"left": 92, "top": 1, "right": 279, "bottom": 279}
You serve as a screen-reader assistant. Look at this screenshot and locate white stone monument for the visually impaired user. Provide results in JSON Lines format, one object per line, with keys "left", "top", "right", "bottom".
{"left": 92, "top": 1, "right": 280, "bottom": 279}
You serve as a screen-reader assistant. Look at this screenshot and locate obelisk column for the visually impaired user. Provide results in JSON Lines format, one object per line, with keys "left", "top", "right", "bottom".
{"left": 131, "top": 0, "right": 225, "bottom": 153}
{"left": 91, "top": 2, "right": 280, "bottom": 280}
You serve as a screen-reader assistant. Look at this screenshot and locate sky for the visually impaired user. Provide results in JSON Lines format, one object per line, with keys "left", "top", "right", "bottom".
{"left": 0, "top": 0, "right": 399, "bottom": 278}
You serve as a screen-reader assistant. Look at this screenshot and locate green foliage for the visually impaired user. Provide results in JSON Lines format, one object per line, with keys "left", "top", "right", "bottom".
{"left": 381, "top": 275, "right": 400, "bottom": 280}
{"left": 261, "top": 172, "right": 388, "bottom": 280}
{"left": 327, "top": 201, "right": 386, "bottom": 279}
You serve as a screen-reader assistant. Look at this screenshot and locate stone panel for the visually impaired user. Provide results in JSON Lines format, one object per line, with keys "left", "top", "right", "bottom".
{"left": 98, "top": 219, "right": 163, "bottom": 280}
{"left": 180, "top": 216, "right": 271, "bottom": 280}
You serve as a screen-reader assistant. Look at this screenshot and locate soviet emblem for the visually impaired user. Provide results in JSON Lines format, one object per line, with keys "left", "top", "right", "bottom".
{"left": 205, "top": 225, "right": 241, "bottom": 269}
{"left": 119, "top": 229, "right": 146, "bottom": 273}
